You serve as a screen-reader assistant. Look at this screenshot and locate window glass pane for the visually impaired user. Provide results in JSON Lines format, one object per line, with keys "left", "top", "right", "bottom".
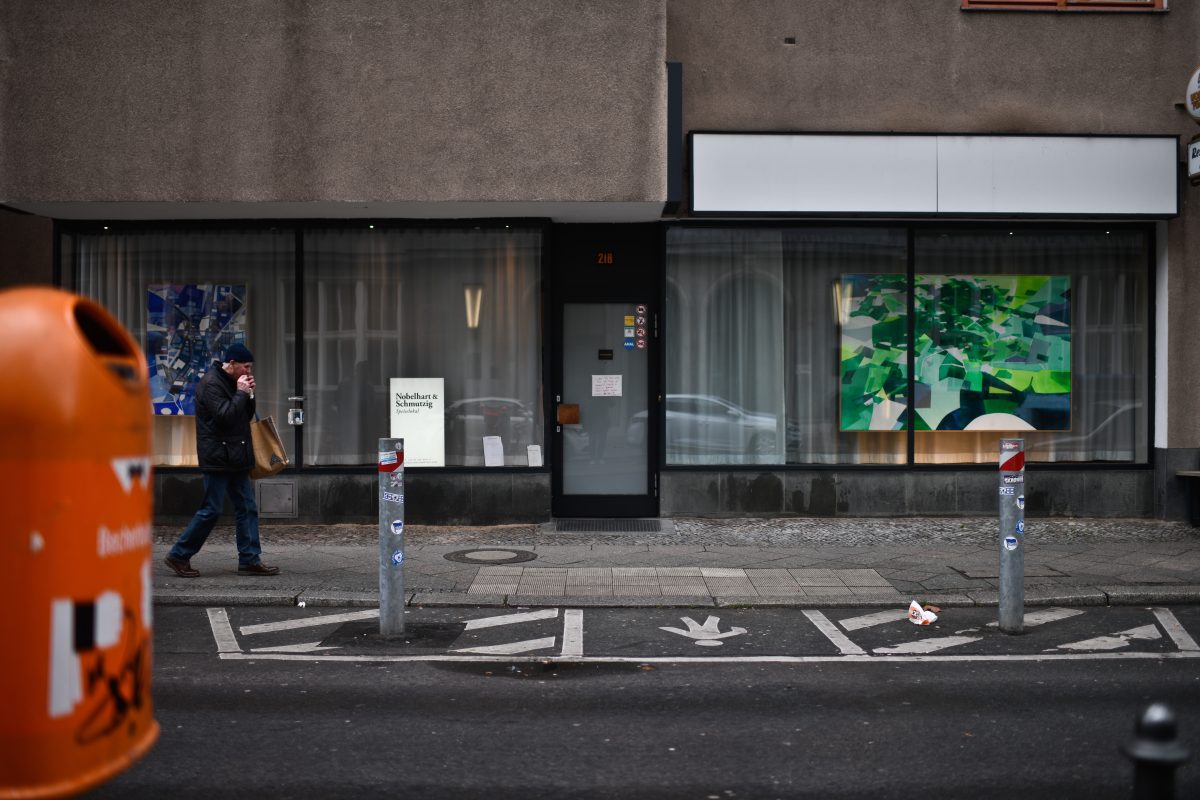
{"left": 786, "top": 228, "right": 908, "bottom": 464}
{"left": 914, "top": 229, "right": 1148, "bottom": 464}
{"left": 666, "top": 227, "right": 907, "bottom": 465}
{"left": 303, "top": 227, "right": 543, "bottom": 466}
{"left": 71, "top": 228, "right": 296, "bottom": 466}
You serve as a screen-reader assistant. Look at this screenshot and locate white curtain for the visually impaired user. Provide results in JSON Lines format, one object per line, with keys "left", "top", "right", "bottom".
{"left": 667, "top": 226, "right": 1148, "bottom": 466}
{"left": 303, "top": 227, "right": 542, "bottom": 466}
{"left": 72, "top": 228, "right": 295, "bottom": 466}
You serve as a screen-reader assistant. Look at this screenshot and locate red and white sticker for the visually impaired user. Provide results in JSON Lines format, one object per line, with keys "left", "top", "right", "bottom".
{"left": 1000, "top": 451, "right": 1025, "bottom": 472}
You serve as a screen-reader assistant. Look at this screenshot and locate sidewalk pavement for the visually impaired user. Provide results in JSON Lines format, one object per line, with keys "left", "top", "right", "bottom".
{"left": 153, "top": 517, "right": 1200, "bottom": 610}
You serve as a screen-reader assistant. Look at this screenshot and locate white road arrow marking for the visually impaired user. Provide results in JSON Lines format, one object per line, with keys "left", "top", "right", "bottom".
{"left": 986, "top": 607, "right": 1083, "bottom": 628}
{"left": 240, "top": 609, "right": 378, "bottom": 636}
{"left": 1053, "top": 624, "right": 1161, "bottom": 652}
{"left": 837, "top": 609, "right": 908, "bottom": 632}
{"left": 250, "top": 641, "right": 340, "bottom": 653}
{"left": 660, "top": 615, "right": 747, "bottom": 647}
{"left": 463, "top": 608, "right": 558, "bottom": 630}
{"left": 451, "top": 608, "right": 572, "bottom": 656}
{"left": 452, "top": 636, "right": 558, "bottom": 655}
{"left": 874, "top": 635, "right": 982, "bottom": 655}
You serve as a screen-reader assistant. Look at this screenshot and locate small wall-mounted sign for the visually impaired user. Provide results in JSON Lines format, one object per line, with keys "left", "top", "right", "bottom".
{"left": 598, "top": 349, "right": 614, "bottom": 360}
{"left": 1187, "top": 66, "right": 1200, "bottom": 122}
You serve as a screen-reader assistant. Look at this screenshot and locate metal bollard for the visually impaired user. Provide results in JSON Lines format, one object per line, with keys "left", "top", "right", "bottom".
{"left": 1123, "top": 702, "right": 1190, "bottom": 799}
{"left": 998, "top": 438, "right": 1025, "bottom": 633}
{"left": 378, "top": 438, "right": 406, "bottom": 636}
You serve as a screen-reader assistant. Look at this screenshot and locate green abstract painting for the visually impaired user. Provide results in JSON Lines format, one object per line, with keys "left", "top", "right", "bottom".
{"left": 839, "top": 274, "right": 1071, "bottom": 432}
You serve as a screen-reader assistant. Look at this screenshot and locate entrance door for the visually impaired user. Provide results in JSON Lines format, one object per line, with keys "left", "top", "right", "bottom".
{"left": 551, "top": 225, "right": 659, "bottom": 518}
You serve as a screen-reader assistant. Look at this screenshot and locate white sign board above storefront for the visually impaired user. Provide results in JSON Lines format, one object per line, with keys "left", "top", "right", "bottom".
{"left": 691, "top": 133, "right": 1178, "bottom": 217}
{"left": 390, "top": 377, "right": 445, "bottom": 467}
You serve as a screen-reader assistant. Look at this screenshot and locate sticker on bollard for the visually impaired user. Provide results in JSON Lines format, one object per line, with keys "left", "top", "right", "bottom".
{"left": 1017, "top": 494, "right": 1025, "bottom": 510}
{"left": 390, "top": 550, "right": 404, "bottom": 566}
{"left": 378, "top": 450, "right": 400, "bottom": 472}
{"left": 1004, "top": 536, "right": 1019, "bottom": 551}
{"left": 1016, "top": 519, "right": 1025, "bottom": 534}
{"left": 382, "top": 491, "right": 403, "bottom": 503}
{"left": 391, "top": 520, "right": 404, "bottom": 535}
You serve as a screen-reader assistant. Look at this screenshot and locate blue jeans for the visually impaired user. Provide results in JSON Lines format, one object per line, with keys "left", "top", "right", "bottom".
{"left": 169, "top": 472, "right": 262, "bottom": 567}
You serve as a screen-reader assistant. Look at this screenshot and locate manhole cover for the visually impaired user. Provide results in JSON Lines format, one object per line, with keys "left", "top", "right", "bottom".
{"left": 444, "top": 548, "right": 538, "bottom": 565}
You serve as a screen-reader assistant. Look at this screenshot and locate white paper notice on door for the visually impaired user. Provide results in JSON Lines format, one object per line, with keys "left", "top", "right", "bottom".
{"left": 592, "top": 374, "right": 622, "bottom": 397}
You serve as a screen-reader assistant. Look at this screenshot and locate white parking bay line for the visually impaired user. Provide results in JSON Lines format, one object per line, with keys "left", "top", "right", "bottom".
{"left": 464, "top": 608, "right": 559, "bottom": 630}
{"left": 837, "top": 609, "right": 909, "bottom": 632}
{"left": 985, "top": 607, "right": 1083, "bottom": 629}
{"left": 239, "top": 609, "right": 379, "bottom": 636}
{"left": 562, "top": 609, "right": 584, "bottom": 657}
{"left": 803, "top": 610, "right": 866, "bottom": 655}
{"left": 1152, "top": 608, "right": 1200, "bottom": 652}
{"left": 207, "top": 608, "right": 241, "bottom": 654}
{"left": 874, "top": 635, "right": 982, "bottom": 655}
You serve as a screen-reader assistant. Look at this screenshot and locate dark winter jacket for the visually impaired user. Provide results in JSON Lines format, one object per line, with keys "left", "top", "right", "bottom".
{"left": 194, "top": 361, "right": 256, "bottom": 472}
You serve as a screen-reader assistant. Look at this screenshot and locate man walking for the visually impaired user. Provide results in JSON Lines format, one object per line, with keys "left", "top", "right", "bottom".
{"left": 164, "top": 343, "right": 280, "bottom": 577}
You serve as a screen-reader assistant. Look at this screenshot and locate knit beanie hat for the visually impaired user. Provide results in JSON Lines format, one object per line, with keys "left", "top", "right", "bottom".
{"left": 225, "top": 343, "right": 255, "bottom": 363}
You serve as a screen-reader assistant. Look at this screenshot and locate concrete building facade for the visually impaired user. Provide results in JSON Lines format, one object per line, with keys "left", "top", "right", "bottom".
{"left": 2, "top": 1, "right": 1196, "bottom": 524}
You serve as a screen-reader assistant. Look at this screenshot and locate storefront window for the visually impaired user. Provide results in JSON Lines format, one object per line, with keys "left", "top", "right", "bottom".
{"left": 666, "top": 225, "right": 1149, "bottom": 466}
{"left": 303, "top": 226, "right": 543, "bottom": 466}
{"left": 667, "top": 227, "right": 908, "bottom": 465}
{"left": 914, "top": 229, "right": 1148, "bottom": 464}
{"left": 70, "top": 228, "right": 296, "bottom": 467}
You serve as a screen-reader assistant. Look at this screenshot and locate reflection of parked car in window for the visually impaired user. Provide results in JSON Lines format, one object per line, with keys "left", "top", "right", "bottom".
{"left": 446, "top": 397, "right": 535, "bottom": 454}
{"left": 626, "top": 394, "right": 778, "bottom": 455}
{"left": 1039, "top": 402, "right": 1141, "bottom": 461}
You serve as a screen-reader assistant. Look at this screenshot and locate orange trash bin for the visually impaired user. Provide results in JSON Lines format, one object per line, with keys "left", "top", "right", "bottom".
{"left": 0, "top": 287, "right": 159, "bottom": 798}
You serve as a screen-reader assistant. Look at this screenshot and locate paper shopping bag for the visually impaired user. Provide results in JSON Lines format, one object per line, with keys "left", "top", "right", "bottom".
{"left": 250, "top": 415, "right": 289, "bottom": 480}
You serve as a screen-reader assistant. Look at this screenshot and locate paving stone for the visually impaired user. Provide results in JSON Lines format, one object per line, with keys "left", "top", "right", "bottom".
{"left": 839, "top": 569, "right": 892, "bottom": 587}
{"left": 567, "top": 568, "right": 611, "bottom": 579}
{"left": 656, "top": 567, "right": 703, "bottom": 576}
{"left": 612, "top": 576, "right": 659, "bottom": 586}
{"left": 792, "top": 576, "right": 847, "bottom": 588}
{"left": 705, "top": 578, "right": 757, "bottom": 594}
{"left": 412, "top": 592, "right": 506, "bottom": 607}
{"left": 467, "top": 579, "right": 519, "bottom": 594}
{"left": 660, "top": 579, "right": 710, "bottom": 594}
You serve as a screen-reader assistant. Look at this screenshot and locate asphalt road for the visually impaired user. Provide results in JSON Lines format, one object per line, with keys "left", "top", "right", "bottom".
{"left": 86, "top": 605, "right": 1200, "bottom": 799}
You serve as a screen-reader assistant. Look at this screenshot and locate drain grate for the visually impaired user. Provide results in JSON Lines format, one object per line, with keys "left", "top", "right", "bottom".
{"left": 554, "top": 519, "right": 661, "bottom": 533}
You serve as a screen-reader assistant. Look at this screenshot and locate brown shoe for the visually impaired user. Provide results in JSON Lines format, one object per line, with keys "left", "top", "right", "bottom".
{"left": 238, "top": 562, "right": 280, "bottom": 576}
{"left": 164, "top": 556, "right": 199, "bottom": 578}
